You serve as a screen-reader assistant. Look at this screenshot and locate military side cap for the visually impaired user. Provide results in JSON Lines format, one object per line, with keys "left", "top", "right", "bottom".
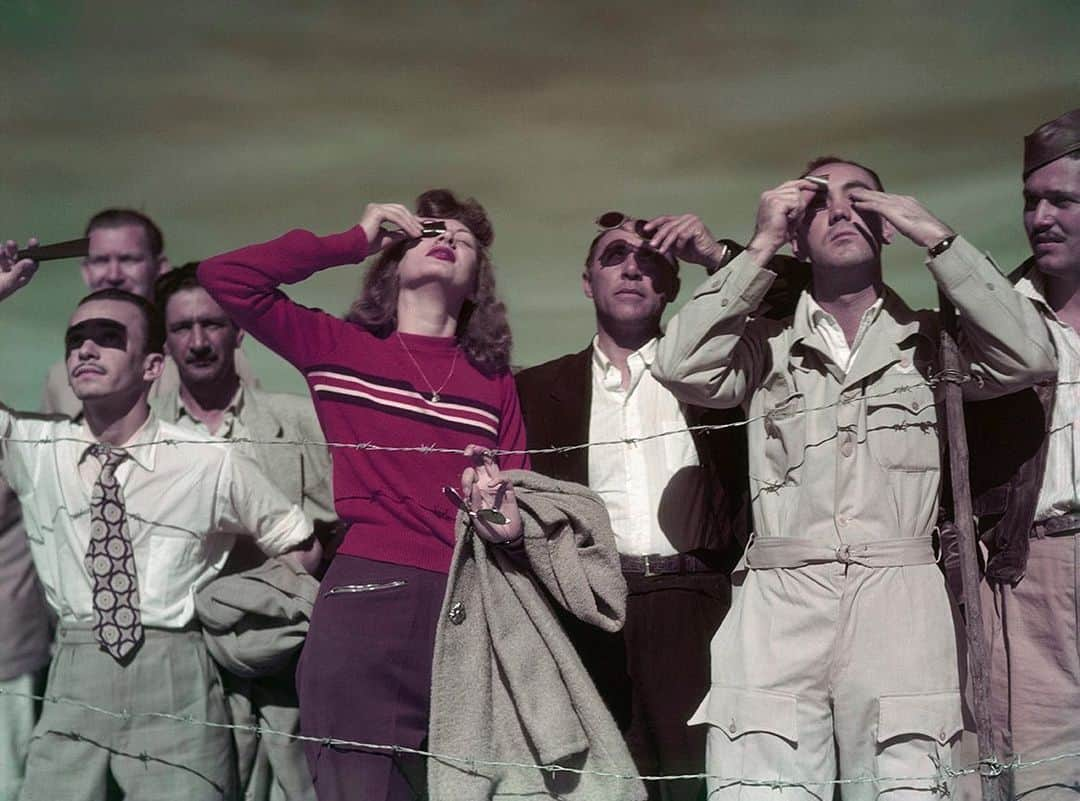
{"left": 1023, "top": 108, "right": 1080, "bottom": 178}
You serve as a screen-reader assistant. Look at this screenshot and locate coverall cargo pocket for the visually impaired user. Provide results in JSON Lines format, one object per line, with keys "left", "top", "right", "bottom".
{"left": 865, "top": 394, "right": 939, "bottom": 472}
{"left": 691, "top": 687, "right": 799, "bottom": 792}
{"left": 875, "top": 691, "right": 963, "bottom": 793}
{"left": 757, "top": 392, "right": 806, "bottom": 484}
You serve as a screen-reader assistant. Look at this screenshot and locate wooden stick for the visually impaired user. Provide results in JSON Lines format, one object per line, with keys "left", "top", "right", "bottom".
{"left": 937, "top": 291, "right": 1006, "bottom": 801}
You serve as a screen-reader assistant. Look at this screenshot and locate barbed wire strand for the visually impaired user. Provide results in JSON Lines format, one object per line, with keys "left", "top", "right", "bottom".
{"left": 11, "top": 374, "right": 1076, "bottom": 456}
{"left": 0, "top": 686, "right": 1076, "bottom": 792}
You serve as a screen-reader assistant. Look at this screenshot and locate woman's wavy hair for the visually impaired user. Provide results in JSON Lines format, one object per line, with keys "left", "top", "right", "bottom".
{"left": 346, "top": 189, "right": 512, "bottom": 375}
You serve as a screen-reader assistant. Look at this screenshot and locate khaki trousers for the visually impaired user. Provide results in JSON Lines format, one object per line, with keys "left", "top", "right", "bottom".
{"left": 18, "top": 625, "right": 236, "bottom": 801}
{"left": 693, "top": 561, "right": 966, "bottom": 800}
{"left": 0, "top": 671, "right": 42, "bottom": 801}
{"left": 986, "top": 533, "right": 1080, "bottom": 799}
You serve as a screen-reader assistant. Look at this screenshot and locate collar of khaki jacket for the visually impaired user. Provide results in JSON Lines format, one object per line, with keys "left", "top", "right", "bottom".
{"left": 786, "top": 286, "right": 935, "bottom": 388}
{"left": 428, "top": 469, "right": 645, "bottom": 801}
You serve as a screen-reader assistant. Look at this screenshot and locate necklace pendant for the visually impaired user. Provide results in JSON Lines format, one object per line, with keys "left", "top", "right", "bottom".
{"left": 431, "top": 393, "right": 440, "bottom": 404}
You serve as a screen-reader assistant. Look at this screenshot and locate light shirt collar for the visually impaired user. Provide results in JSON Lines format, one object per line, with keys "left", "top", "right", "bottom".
{"left": 795, "top": 291, "right": 885, "bottom": 372}
{"left": 1015, "top": 269, "right": 1057, "bottom": 318}
{"left": 591, "top": 335, "right": 659, "bottom": 394}
{"left": 78, "top": 413, "right": 160, "bottom": 472}
{"left": 175, "top": 385, "right": 246, "bottom": 424}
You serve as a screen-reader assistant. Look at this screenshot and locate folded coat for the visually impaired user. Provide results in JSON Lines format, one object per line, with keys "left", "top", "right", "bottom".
{"left": 196, "top": 557, "right": 319, "bottom": 801}
{"left": 428, "top": 469, "right": 646, "bottom": 801}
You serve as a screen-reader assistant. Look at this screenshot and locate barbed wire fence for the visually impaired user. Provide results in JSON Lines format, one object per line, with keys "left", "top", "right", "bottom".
{"left": 3, "top": 371, "right": 1078, "bottom": 796}
{"left": 0, "top": 685, "right": 1076, "bottom": 796}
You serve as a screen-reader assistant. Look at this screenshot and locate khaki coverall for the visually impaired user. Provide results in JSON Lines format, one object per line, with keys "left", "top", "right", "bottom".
{"left": 653, "top": 237, "right": 1056, "bottom": 800}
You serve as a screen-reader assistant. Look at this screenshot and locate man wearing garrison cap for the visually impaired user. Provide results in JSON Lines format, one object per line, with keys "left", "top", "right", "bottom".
{"left": 965, "top": 107, "right": 1080, "bottom": 797}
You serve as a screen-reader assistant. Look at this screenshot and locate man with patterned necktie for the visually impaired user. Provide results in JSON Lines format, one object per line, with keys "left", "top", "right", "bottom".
{"left": 0, "top": 238, "right": 321, "bottom": 801}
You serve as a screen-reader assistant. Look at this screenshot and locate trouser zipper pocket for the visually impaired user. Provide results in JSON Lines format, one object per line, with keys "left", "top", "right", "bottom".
{"left": 324, "top": 579, "right": 407, "bottom": 598}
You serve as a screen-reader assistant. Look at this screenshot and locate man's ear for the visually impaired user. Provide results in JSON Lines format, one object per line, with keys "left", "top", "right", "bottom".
{"left": 235, "top": 327, "right": 245, "bottom": 347}
{"left": 142, "top": 352, "right": 165, "bottom": 383}
{"left": 156, "top": 256, "right": 172, "bottom": 276}
{"left": 582, "top": 270, "right": 594, "bottom": 300}
{"left": 880, "top": 219, "right": 895, "bottom": 246}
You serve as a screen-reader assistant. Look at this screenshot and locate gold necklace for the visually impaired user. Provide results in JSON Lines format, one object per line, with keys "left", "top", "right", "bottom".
{"left": 395, "top": 331, "right": 459, "bottom": 404}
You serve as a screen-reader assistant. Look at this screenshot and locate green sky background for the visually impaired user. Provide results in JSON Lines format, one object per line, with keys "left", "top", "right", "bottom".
{"left": 2, "top": 1, "right": 1078, "bottom": 408}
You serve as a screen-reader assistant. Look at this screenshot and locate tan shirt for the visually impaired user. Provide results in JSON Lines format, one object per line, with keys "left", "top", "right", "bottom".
{"left": 654, "top": 237, "right": 1056, "bottom": 547}
{"left": 1015, "top": 271, "right": 1080, "bottom": 521}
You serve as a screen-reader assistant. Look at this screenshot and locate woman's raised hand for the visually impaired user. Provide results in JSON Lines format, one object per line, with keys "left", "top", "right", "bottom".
{"left": 359, "top": 203, "right": 424, "bottom": 255}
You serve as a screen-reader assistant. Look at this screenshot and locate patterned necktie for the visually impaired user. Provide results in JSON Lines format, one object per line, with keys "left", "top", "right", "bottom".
{"left": 85, "top": 444, "right": 143, "bottom": 660}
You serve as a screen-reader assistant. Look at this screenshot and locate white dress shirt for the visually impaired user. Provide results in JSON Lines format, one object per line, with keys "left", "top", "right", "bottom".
{"left": 587, "top": 337, "right": 708, "bottom": 556}
{"left": 0, "top": 407, "right": 311, "bottom": 628}
{"left": 1016, "top": 272, "right": 1080, "bottom": 520}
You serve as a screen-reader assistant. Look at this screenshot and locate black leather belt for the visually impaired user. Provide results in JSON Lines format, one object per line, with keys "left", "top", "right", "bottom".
{"left": 619, "top": 552, "right": 717, "bottom": 577}
{"left": 1031, "top": 512, "right": 1080, "bottom": 539}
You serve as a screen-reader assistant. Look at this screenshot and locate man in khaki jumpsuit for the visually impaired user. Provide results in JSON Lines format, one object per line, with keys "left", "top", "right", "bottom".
{"left": 652, "top": 157, "right": 1056, "bottom": 799}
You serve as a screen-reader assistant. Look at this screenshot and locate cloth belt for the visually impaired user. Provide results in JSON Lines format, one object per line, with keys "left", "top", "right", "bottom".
{"left": 619, "top": 551, "right": 717, "bottom": 577}
{"left": 745, "top": 535, "right": 937, "bottom": 569}
{"left": 56, "top": 621, "right": 201, "bottom": 645}
{"left": 1031, "top": 511, "right": 1080, "bottom": 539}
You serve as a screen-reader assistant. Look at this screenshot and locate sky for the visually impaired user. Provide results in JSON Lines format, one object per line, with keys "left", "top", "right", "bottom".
{"left": 2, "top": 0, "right": 1077, "bottom": 407}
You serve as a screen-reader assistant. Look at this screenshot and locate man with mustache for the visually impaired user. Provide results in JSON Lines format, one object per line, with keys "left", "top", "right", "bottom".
{"left": 151, "top": 263, "right": 335, "bottom": 800}
{"left": 0, "top": 240, "right": 320, "bottom": 801}
{"left": 152, "top": 263, "right": 333, "bottom": 532}
{"left": 652, "top": 158, "right": 1056, "bottom": 798}
{"left": 42, "top": 208, "right": 259, "bottom": 416}
{"left": 965, "top": 108, "right": 1080, "bottom": 798}
{"left": 515, "top": 213, "right": 753, "bottom": 801}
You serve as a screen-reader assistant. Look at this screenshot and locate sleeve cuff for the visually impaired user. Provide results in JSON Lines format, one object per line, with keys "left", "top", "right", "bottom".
{"left": 255, "top": 505, "right": 314, "bottom": 556}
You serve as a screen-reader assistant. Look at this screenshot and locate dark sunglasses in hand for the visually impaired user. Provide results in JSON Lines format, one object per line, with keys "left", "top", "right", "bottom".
{"left": 442, "top": 485, "right": 508, "bottom": 526}
{"left": 594, "top": 211, "right": 677, "bottom": 268}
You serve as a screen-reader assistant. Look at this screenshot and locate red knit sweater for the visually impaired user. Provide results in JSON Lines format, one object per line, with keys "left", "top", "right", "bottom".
{"left": 198, "top": 226, "right": 529, "bottom": 574}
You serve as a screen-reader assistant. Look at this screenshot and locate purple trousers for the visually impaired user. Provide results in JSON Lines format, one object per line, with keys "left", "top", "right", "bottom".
{"left": 297, "top": 555, "right": 446, "bottom": 801}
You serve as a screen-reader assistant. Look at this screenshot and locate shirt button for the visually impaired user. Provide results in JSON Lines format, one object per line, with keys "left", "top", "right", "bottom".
{"left": 899, "top": 357, "right": 911, "bottom": 369}
{"left": 837, "top": 516, "right": 848, "bottom": 527}
{"left": 448, "top": 602, "right": 466, "bottom": 625}
{"left": 839, "top": 438, "right": 854, "bottom": 458}
{"left": 910, "top": 400, "right": 921, "bottom": 412}
{"left": 720, "top": 298, "right": 729, "bottom": 306}
{"left": 728, "top": 717, "right": 738, "bottom": 734}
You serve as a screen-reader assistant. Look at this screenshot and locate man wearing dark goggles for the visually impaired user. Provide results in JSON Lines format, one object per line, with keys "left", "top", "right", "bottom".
{"left": 515, "top": 210, "right": 751, "bottom": 801}
{"left": 0, "top": 240, "right": 322, "bottom": 801}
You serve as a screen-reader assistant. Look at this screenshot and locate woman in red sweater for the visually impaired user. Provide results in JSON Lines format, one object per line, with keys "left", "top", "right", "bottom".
{"left": 198, "top": 189, "right": 529, "bottom": 801}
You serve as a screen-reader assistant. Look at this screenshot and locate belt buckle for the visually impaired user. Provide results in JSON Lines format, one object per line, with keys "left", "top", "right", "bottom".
{"left": 835, "top": 543, "right": 853, "bottom": 564}
{"left": 643, "top": 554, "right": 656, "bottom": 577}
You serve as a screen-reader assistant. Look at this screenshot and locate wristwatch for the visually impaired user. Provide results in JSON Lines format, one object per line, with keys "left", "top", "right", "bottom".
{"left": 927, "top": 234, "right": 957, "bottom": 258}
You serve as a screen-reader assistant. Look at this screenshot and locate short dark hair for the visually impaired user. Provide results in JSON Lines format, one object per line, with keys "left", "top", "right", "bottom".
{"left": 85, "top": 208, "right": 165, "bottom": 257}
{"left": 801, "top": 155, "right": 885, "bottom": 191}
{"left": 154, "top": 262, "right": 206, "bottom": 316}
{"left": 75, "top": 288, "right": 166, "bottom": 354}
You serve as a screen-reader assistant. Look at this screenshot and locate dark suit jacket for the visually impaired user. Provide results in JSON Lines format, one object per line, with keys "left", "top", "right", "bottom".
{"left": 515, "top": 345, "right": 750, "bottom": 569}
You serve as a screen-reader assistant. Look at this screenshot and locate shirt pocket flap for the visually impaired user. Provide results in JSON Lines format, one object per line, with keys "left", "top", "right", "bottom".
{"left": 877, "top": 691, "right": 963, "bottom": 746}
{"left": 689, "top": 686, "right": 798, "bottom": 744}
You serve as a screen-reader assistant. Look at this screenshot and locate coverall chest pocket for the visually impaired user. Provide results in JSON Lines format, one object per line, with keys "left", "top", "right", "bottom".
{"left": 865, "top": 369, "right": 940, "bottom": 472}
{"left": 756, "top": 389, "right": 806, "bottom": 485}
